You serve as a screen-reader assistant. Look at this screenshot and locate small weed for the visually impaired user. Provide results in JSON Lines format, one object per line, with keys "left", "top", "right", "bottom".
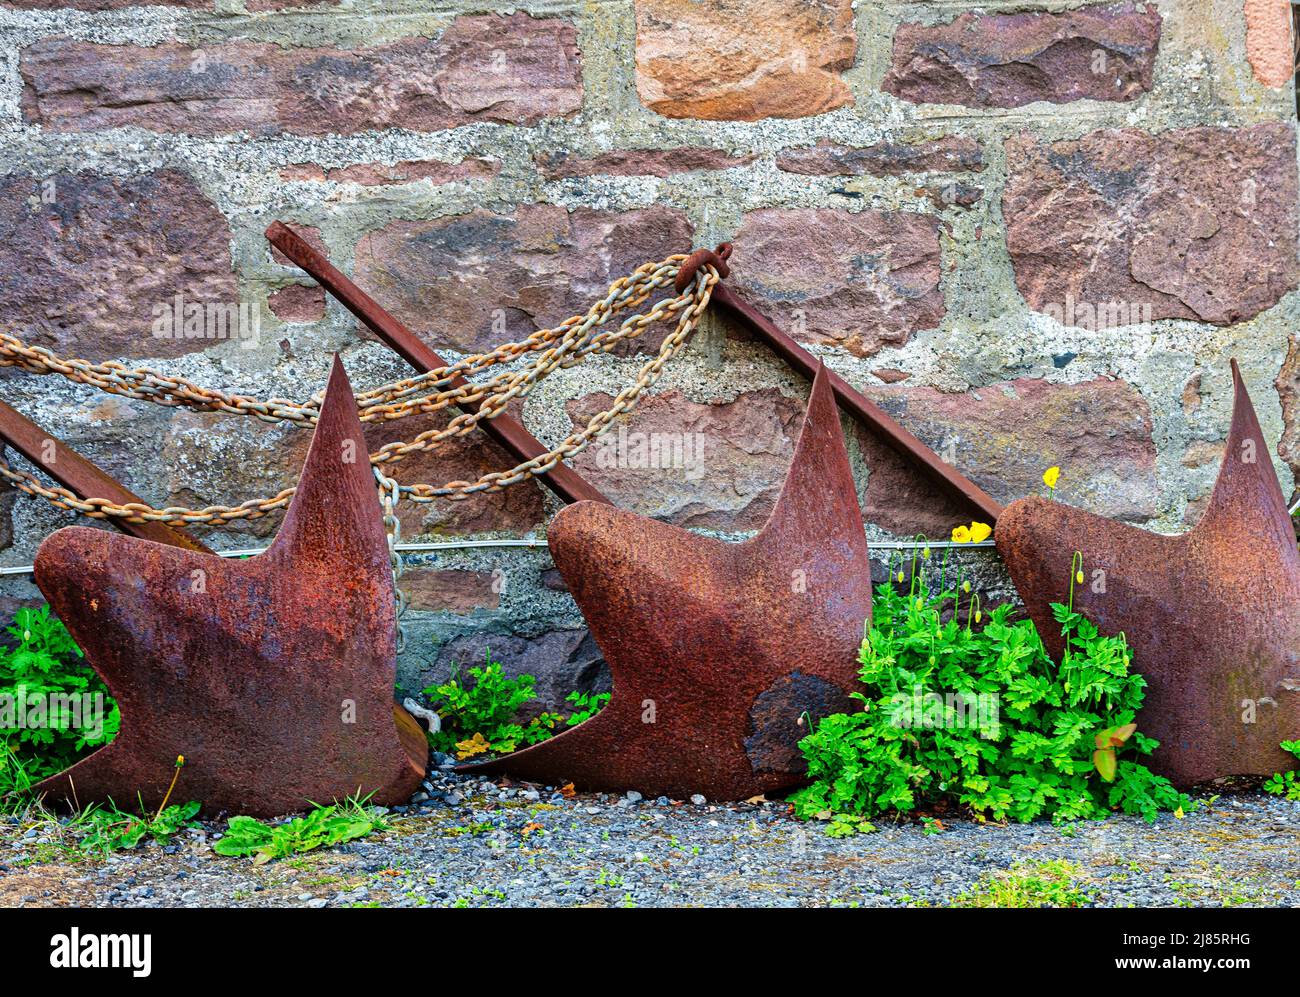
{"left": 951, "top": 860, "right": 1094, "bottom": 908}
{"left": 595, "top": 868, "right": 625, "bottom": 888}
{"left": 213, "top": 794, "right": 387, "bottom": 865}
{"left": 1263, "top": 740, "right": 1300, "bottom": 800}
{"left": 420, "top": 652, "right": 607, "bottom": 760}
{"left": 78, "top": 800, "right": 200, "bottom": 854}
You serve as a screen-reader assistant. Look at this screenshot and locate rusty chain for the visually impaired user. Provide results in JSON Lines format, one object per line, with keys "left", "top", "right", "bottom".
{"left": 0, "top": 253, "right": 720, "bottom": 526}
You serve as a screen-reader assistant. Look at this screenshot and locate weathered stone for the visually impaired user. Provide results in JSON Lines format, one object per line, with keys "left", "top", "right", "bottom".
{"left": 247, "top": 0, "right": 337, "bottom": 9}
{"left": 859, "top": 377, "right": 1159, "bottom": 536}
{"left": 540, "top": 567, "right": 568, "bottom": 591}
{"left": 20, "top": 16, "right": 581, "bottom": 135}
{"left": 634, "top": 0, "right": 855, "bottom": 120}
{"left": 353, "top": 205, "right": 693, "bottom": 355}
{"left": 419, "top": 630, "right": 608, "bottom": 717}
{"left": 924, "top": 181, "right": 983, "bottom": 210}
{"left": 1275, "top": 336, "right": 1300, "bottom": 500}
{"left": 776, "top": 137, "right": 983, "bottom": 176}
{"left": 402, "top": 568, "right": 499, "bottom": 613}
{"left": 161, "top": 404, "right": 546, "bottom": 540}
{"left": 0, "top": 170, "right": 236, "bottom": 360}
{"left": 280, "top": 158, "right": 499, "bottom": 185}
{"left": 883, "top": 2, "right": 1161, "bottom": 108}
{"left": 1244, "top": 0, "right": 1294, "bottom": 88}
{"left": 728, "top": 207, "right": 945, "bottom": 357}
{"left": 267, "top": 285, "right": 326, "bottom": 323}
{"left": 1004, "top": 123, "right": 1300, "bottom": 326}
{"left": 872, "top": 368, "right": 912, "bottom": 384}
{"left": 564, "top": 387, "right": 803, "bottom": 531}
{"left": 537, "top": 147, "right": 756, "bottom": 179}
{"left": 3, "top": 0, "right": 201, "bottom": 6}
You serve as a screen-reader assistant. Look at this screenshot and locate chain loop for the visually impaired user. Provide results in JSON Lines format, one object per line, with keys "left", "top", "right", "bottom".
{"left": 375, "top": 465, "right": 407, "bottom": 653}
{"left": 0, "top": 254, "right": 720, "bottom": 526}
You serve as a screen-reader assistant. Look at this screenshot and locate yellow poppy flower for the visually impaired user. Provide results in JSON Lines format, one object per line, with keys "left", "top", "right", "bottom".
{"left": 1043, "top": 466, "right": 1061, "bottom": 490}
{"left": 968, "top": 521, "right": 992, "bottom": 543}
{"left": 951, "top": 525, "right": 971, "bottom": 543}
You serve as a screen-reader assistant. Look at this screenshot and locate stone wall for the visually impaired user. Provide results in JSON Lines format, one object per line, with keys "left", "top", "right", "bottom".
{"left": 0, "top": 0, "right": 1296, "bottom": 707}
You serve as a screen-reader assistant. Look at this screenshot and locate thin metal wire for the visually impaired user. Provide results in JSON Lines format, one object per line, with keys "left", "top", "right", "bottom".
{"left": 0, "top": 535, "right": 994, "bottom": 577}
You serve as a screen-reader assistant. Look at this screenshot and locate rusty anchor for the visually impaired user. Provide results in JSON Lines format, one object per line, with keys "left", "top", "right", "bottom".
{"left": 30, "top": 357, "right": 426, "bottom": 816}
{"left": 996, "top": 360, "right": 1300, "bottom": 787}
{"left": 462, "top": 363, "right": 873, "bottom": 800}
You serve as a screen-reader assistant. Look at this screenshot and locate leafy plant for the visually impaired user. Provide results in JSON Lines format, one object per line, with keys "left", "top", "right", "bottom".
{"left": 564, "top": 689, "right": 611, "bottom": 727}
{"left": 213, "top": 796, "right": 388, "bottom": 865}
{"left": 0, "top": 606, "right": 118, "bottom": 798}
{"left": 421, "top": 652, "right": 607, "bottom": 760}
{"left": 791, "top": 567, "right": 1192, "bottom": 833}
{"left": 78, "top": 800, "right": 201, "bottom": 854}
{"left": 1263, "top": 740, "right": 1300, "bottom": 801}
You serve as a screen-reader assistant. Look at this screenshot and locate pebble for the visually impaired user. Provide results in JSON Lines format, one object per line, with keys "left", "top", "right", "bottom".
{"left": 11, "top": 771, "right": 1294, "bottom": 909}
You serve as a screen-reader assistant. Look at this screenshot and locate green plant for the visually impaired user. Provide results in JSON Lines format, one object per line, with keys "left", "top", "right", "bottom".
{"left": 1263, "top": 740, "right": 1300, "bottom": 800}
{"left": 564, "top": 689, "right": 611, "bottom": 727}
{"left": 213, "top": 795, "right": 388, "bottom": 865}
{"left": 791, "top": 564, "right": 1192, "bottom": 834}
{"left": 78, "top": 800, "right": 201, "bottom": 854}
{"left": 0, "top": 606, "right": 117, "bottom": 797}
{"left": 420, "top": 652, "right": 608, "bottom": 760}
{"left": 951, "top": 860, "right": 1094, "bottom": 908}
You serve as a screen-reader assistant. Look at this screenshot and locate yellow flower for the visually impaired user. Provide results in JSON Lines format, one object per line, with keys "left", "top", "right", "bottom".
{"left": 1076, "top": 570, "right": 1085, "bottom": 585}
{"left": 1174, "top": 806, "right": 1185, "bottom": 819}
{"left": 175, "top": 755, "right": 185, "bottom": 767}
{"left": 1043, "top": 466, "right": 1061, "bottom": 490}
{"left": 952, "top": 522, "right": 991, "bottom": 544}
{"left": 896, "top": 570, "right": 905, "bottom": 583}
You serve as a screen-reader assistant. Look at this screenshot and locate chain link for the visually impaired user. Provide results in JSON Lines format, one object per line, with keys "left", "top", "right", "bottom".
{"left": 0, "top": 254, "right": 720, "bottom": 526}
{"left": 375, "top": 466, "right": 407, "bottom": 653}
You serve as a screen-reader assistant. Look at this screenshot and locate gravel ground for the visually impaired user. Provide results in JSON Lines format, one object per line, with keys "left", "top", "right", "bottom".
{"left": 3, "top": 761, "right": 1298, "bottom": 908}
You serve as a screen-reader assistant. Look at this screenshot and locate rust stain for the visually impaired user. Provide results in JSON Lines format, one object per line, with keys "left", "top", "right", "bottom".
{"left": 1244, "top": 0, "right": 1293, "bottom": 88}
